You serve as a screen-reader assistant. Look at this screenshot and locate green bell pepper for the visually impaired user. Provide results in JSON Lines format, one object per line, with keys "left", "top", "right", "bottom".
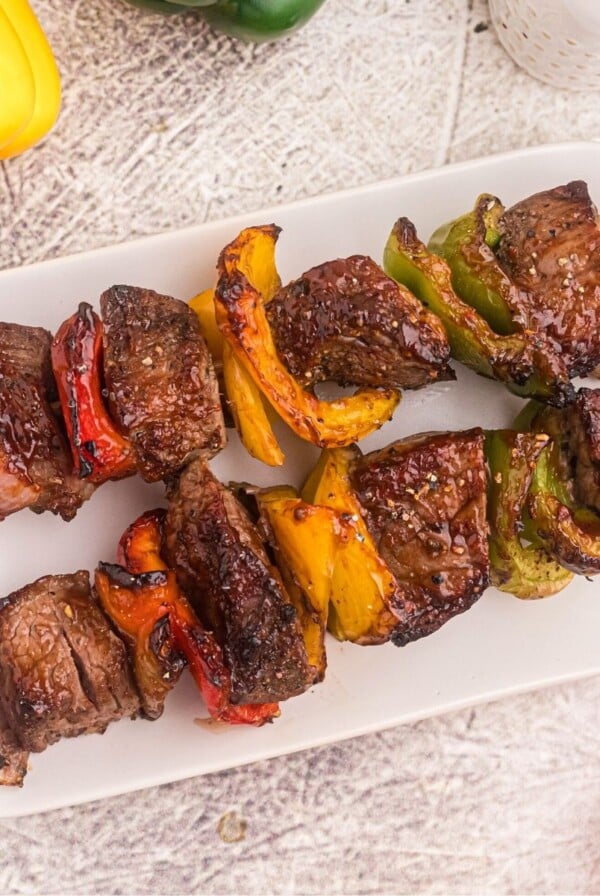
{"left": 426, "top": 196, "right": 573, "bottom": 407}
{"left": 485, "top": 429, "right": 573, "bottom": 599}
{"left": 383, "top": 217, "right": 574, "bottom": 405}
{"left": 121, "top": 0, "right": 327, "bottom": 41}
{"left": 514, "top": 401, "right": 600, "bottom": 575}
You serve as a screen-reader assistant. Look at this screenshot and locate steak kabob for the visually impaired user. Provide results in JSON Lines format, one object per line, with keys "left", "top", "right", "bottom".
{"left": 3, "top": 193, "right": 597, "bottom": 790}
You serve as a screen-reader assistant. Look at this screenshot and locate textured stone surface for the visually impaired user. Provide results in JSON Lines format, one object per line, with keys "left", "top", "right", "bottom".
{"left": 1, "top": 0, "right": 600, "bottom": 893}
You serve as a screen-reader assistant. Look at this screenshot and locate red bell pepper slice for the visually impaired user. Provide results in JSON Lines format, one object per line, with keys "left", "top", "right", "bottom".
{"left": 51, "top": 302, "right": 136, "bottom": 483}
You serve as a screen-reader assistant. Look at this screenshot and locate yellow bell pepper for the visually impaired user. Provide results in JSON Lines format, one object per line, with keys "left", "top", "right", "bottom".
{"left": 302, "top": 447, "right": 401, "bottom": 644}
{"left": 189, "top": 287, "right": 285, "bottom": 466}
{"left": 0, "top": 0, "right": 60, "bottom": 159}
{"left": 257, "top": 485, "right": 337, "bottom": 679}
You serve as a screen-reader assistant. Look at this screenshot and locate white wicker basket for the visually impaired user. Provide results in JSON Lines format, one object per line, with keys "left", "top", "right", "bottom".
{"left": 489, "top": 0, "right": 600, "bottom": 90}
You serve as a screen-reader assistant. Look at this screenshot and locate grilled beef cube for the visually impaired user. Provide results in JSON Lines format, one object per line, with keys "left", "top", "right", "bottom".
{"left": 266, "top": 255, "right": 454, "bottom": 389}
{"left": 0, "top": 322, "right": 55, "bottom": 389}
{"left": 350, "top": 429, "right": 489, "bottom": 645}
{"left": 0, "top": 323, "right": 94, "bottom": 521}
{"left": 496, "top": 181, "right": 600, "bottom": 378}
{"left": 164, "top": 458, "right": 312, "bottom": 704}
{"left": 567, "top": 388, "right": 600, "bottom": 513}
{"left": 0, "top": 572, "right": 140, "bottom": 753}
{"left": 0, "top": 705, "right": 28, "bottom": 787}
{"left": 101, "top": 285, "right": 226, "bottom": 482}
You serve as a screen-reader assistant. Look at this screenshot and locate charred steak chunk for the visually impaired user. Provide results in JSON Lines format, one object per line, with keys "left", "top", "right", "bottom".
{"left": 0, "top": 571, "right": 140, "bottom": 753}
{"left": 266, "top": 255, "right": 454, "bottom": 389}
{"left": 567, "top": 388, "right": 600, "bottom": 513}
{"left": 101, "top": 285, "right": 226, "bottom": 482}
{"left": 0, "top": 704, "right": 28, "bottom": 787}
{"left": 164, "top": 458, "right": 312, "bottom": 704}
{"left": 0, "top": 323, "right": 93, "bottom": 521}
{"left": 495, "top": 181, "right": 600, "bottom": 377}
{"left": 0, "top": 322, "right": 56, "bottom": 390}
{"left": 350, "top": 429, "right": 489, "bottom": 645}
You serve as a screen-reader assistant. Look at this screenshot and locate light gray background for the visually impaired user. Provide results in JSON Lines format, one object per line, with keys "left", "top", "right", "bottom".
{"left": 1, "top": 1, "right": 599, "bottom": 893}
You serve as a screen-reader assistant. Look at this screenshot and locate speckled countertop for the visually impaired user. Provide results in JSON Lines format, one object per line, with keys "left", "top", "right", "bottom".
{"left": 1, "top": 1, "right": 599, "bottom": 894}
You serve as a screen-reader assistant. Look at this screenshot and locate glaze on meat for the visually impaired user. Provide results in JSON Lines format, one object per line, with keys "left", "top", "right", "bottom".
{"left": 266, "top": 255, "right": 454, "bottom": 389}
{"left": 0, "top": 323, "right": 94, "bottom": 521}
{"left": 350, "top": 429, "right": 489, "bottom": 645}
{"left": 496, "top": 181, "right": 600, "bottom": 377}
{"left": 164, "top": 458, "right": 313, "bottom": 704}
{"left": 101, "top": 285, "right": 225, "bottom": 482}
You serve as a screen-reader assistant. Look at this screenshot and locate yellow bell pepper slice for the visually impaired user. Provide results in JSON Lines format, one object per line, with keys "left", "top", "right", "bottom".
{"left": 215, "top": 225, "right": 401, "bottom": 449}
{"left": 0, "top": 6, "right": 35, "bottom": 151}
{"left": 258, "top": 485, "right": 337, "bottom": 678}
{"left": 189, "top": 286, "right": 284, "bottom": 466}
{"left": 188, "top": 287, "right": 223, "bottom": 361}
{"left": 0, "top": 0, "right": 60, "bottom": 159}
{"left": 222, "top": 342, "right": 285, "bottom": 466}
{"left": 302, "top": 447, "right": 401, "bottom": 644}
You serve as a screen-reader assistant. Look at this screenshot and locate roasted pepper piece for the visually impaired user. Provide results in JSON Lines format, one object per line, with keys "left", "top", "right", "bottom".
{"left": 515, "top": 401, "right": 600, "bottom": 575}
{"left": 383, "top": 218, "right": 574, "bottom": 406}
{"left": 428, "top": 196, "right": 518, "bottom": 335}
{"left": 100, "top": 508, "right": 279, "bottom": 725}
{"left": 189, "top": 287, "right": 284, "bottom": 466}
{"left": 222, "top": 342, "right": 285, "bottom": 465}
{"left": 51, "top": 303, "right": 136, "bottom": 483}
{"left": 257, "top": 485, "right": 337, "bottom": 679}
{"left": 216, "top": 225, "right": 400, "bottom": 448}
{"left": 94, "top": 562, "right": 185, "bottom": 720}
{"left": 188, "top": 287, "right": 224, "bottom": 362}
{"left": 485, "top": 430, "right": 573, "bottom": 599}
{"left": 0, "top": 5, "right": 35, "bottom": 150}
{"left": 121, "top": 0, "right": 326, "bottom": 42}
{"left": 0, "top": 0, "right": 60, "bottom": 159}
{"left": 302, "top": 447, "right": 401, "bottom": 643}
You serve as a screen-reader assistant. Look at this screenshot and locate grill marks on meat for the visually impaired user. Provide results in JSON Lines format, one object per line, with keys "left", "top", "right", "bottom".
{"left": 496, "top": 181, "right": 600, "bottom": 377}
{"left": 0, "top": 572, "right": 139, "bottom": 754}
{"left": 0, "top": 323, "right": 94, "bottom": 521}
{"left": 350, "top": 429, "right": 489, "bottom": 645}
{"left": 101, "top": 285, "right": 225, "bottom": 482}
{"left": 164, "top": 458, "right": 312, "bottom": 704}
{"left": 266, "top": 256, "right": 454, "bottom": 389}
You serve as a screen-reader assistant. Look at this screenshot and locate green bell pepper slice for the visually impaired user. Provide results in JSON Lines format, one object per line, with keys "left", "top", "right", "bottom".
{"left": 122, "top": 0, "right": 326, "bottom": 41}
{"left": 425, "top": 196, "right": 573, "bottom": 407}
{"left": 383, "top": 218, "right": 574, "bottom": 406}
{"left": 428, "top": 195, "right": 516, "bottom": 336}
{"left": 485, "top": 429, "right": 573, "bottom": 599}
{"left": 514, "top": 401, "right": 600, "bottom": 575}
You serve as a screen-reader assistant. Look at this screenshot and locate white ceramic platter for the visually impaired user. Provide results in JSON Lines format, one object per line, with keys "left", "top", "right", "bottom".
{"left": 1, "top": 142, "right": 599, "bottom": 817}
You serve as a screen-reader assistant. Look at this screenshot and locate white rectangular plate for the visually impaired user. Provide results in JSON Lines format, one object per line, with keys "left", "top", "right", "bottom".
{"left": 1, "top": 142, "right": 600, "bottom": 818}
